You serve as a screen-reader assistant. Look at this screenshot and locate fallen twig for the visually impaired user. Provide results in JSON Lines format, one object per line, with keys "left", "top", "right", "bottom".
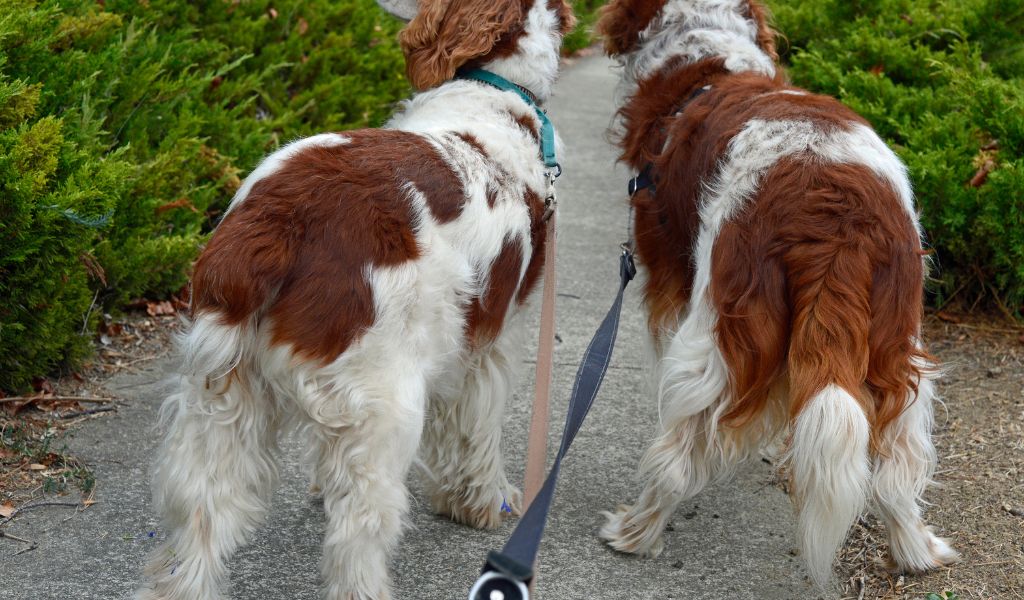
{"left": 0, "top": 500, "right": 87, "bottom": 527}
{"left": 0, "top": 395, "right": 119, "bottom": 405}
{"left": 0, "top": 530, "right": 34, "bottom": 544}
{"left": 120, "top": 354, "right": 158, "bottom": 368}
{"left": 55, "top": 406, "right": 116, "bottom": 419}
{"left": 0, "top": 530, "right": 39, "bottom": 556}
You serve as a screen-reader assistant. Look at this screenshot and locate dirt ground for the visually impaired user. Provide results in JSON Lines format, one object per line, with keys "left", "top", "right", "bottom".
{"left": 834, "top": 316, "right": 1024, "bottom": 600}
{"left": 1, "top": 310, "right": 1021, "bottom": 598}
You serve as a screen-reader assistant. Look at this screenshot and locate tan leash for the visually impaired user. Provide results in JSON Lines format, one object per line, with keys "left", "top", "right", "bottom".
{"left": 524, "top": 211, "right": 557, "bottom": 510}
{"left": 468, "top": 194, "right": 637, "bottom": 600}
{"left": 522, "top": 207, "right": 556, "bottom": 599}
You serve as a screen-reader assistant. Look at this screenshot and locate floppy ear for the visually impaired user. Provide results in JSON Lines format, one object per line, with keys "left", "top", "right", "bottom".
{"left": 399, "top": 0, "right": 527, "bottom": 90}
{"left": 745, "top": 0, "right": 779, "bottom": 62}
{"left": 596, "top": 0, "right": 665, "bottom": 57}
{"left": 548, "top": 0, "right": 577, "bottom": 36}
{"left": 376, "top": 0, "right": 419, "bottom": 21}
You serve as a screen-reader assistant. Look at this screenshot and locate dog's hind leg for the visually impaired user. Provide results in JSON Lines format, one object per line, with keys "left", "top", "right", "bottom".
{"left": 600, "top": 301, "right": 730, "bottom": 557}
{"left": 137, "top": 350, "right": 280, "bottom": 599}
{"left": 871, "top": 373, "right": 959, "bottom": 573}
{"left": 310, "top": 370, "right": 426, "bottom": 600}
{"left": 421, "top": 322, "right": 524, "bottom": 530}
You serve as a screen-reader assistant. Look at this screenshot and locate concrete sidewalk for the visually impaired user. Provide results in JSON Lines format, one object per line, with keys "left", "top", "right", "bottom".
{"left": 1, "top": 55, "right": 820, "bottom": 600}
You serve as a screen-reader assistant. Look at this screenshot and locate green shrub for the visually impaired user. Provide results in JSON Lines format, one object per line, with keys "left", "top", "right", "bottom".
{"left": 564, "top": 0, "right": 604, "bottom": 54}
{"left": 769, "top": 0, "right": 1024, "bottom": 315}
{"left": 0, "top": 0, "right": 407, "bottom": 392}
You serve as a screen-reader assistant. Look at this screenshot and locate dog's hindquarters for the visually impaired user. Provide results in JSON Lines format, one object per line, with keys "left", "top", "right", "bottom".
{"left": 421, "top": 312, "right": 527, "bottom": 529}
{"left": 138, "top": 316, "right": 281, "bottom": 600}
{"left": 713, "top": 158, "right": 951, "bottom": 585}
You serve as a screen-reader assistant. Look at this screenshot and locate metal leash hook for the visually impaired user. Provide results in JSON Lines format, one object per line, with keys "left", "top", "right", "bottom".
{"left": 542, "top": 163, "right": 561, "bottom": 222}
{"left": 468, "top": 570, "right": 529, "bottom": 600}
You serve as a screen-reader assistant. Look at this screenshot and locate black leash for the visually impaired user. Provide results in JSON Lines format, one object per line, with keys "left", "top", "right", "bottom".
{"left": 469, "top": 247, "right": 637, "bottom": 600}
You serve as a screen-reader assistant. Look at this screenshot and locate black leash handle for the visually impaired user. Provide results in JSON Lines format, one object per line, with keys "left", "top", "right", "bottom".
{"left": 469, "top": 249, "right": 636, "bottom": 600}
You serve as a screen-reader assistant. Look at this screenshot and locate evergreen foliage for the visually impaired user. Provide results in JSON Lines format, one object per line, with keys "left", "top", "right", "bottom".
{"left": 2, "top": 0, "right": 1021, "bottom": 391}
{"left": 769, "top": 0, "right": 1024, "bottom": 315}
{"left": 1, "top": 0, "right": 406, "bottom": 391}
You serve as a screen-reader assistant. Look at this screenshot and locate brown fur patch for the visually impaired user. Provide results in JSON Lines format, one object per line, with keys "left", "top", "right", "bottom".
{"left": 400, "top": 0, "right": 530, "bottom": 89}
{"left": 509, "top": 110, "right": 541, "bottom": 145}
{"left": 465, "top": 237, "right": 525, "bottom": 347}
{"left": 744, "top": 0, "right": 779, "bottom": 62}
{"left": 517, "top": 188, "right": 548, "bottom": 305}
{"left": 549, "top": 0, "right": 576, "bottom": 35}
{"left": 618, "top": 60, "right": 864, "bottom": 332}
{"left": 192, "top": 129, "right": 463, "bottom": 364}
{"left": 711, "top": 159, "right": 930, "bottom": 445}
{"left": 596, "top": 0, "right": 666, "bottom": 56}
{"left": 454, "top": 132, "right": 488, "bottom": 156}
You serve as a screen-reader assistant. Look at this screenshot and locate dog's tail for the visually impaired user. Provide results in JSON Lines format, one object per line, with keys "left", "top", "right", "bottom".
{"left": 784, "top": 238, "right": 875, "bottom": 589}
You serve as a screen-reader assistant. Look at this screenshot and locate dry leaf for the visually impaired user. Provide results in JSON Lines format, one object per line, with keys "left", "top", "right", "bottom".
{"left": 970, "top": 159, "right": 995, "bottom": 187}
{"left": 146, "top": 300, "right": 176, "bottom": 317}
{"left": 32, "top": 377, "right": 55, "bottom": 395}
{"left": 156, "top": 198, "right": 199, "bottom": 214}
{"left": 28, "top": 463, "right": 47, "bottom": 471}
{"left": 79, "top": 252, "right": 107, "bottom": 285}
{"left": 0, "top": 503, "right": 14, "bottom": 518}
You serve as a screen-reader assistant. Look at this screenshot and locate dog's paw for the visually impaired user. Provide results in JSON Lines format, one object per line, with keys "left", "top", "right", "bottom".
{"left": 431, "top": 484, "right": 521, "bottom": 530}
{"left": 888, "top": 526, "right": 960, "bottom": 574}
{"left": 598, "top": 503, "right": 665, "bottom": 558}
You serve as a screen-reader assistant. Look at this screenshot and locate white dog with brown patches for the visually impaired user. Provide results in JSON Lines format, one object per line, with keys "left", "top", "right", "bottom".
{"left": 594, "top": 0, "right": 958, "bottom": 589}
{"left": 135, "top": 0, "right": 573, "bottom": 598}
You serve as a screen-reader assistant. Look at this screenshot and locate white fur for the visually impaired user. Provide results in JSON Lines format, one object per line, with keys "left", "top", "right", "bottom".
{"left": 484, "top": 0, "right": 565, "bottom": 101}
{"left": 138, "top": 2, "right": 564, "bottom": 598}
{"left": 872, "top": 371, "right": 960, "bottom": 572}
{"left": 621, "top": 0, "right": 776, "bottom": 83}
{"left": 789, "top": 385, "right": 871, "bottom": 588}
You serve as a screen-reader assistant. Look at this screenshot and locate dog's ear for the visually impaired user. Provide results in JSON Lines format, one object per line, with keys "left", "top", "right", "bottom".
{"left": 549, "top": 0, "right": 577, "bottom": 36}
{"left": 377, "top": 0, "right": 419, "bottom": 22}
{"left": 596, "top": 0, "right": 664, "bottom": 57}
{"left": 399, "top": 0, "right": 528, "bottom": 90}
{"left": 745, "top": 0, "right": 779, "bottom": 62}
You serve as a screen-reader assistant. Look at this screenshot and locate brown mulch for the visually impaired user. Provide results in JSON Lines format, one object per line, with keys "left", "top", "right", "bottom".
{"left": 835, "top": 316, "right": 1024, "bottom": 600}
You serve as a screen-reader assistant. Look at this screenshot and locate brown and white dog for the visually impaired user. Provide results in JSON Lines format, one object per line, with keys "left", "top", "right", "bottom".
{"left": 594, "top": 0, "right": 958, "bottom": 587}
{"left": 135, "top": 0, "right": 573, "bottom": 598}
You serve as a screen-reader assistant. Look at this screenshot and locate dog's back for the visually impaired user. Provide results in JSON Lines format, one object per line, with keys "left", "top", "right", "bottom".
{"left": 596, "top": 0, "right": 958, "bottom": 589}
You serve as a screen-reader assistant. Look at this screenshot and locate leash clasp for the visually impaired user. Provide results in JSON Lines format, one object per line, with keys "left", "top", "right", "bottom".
{"left": 542, "top": 164, "right": 560, "bottom": 222}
